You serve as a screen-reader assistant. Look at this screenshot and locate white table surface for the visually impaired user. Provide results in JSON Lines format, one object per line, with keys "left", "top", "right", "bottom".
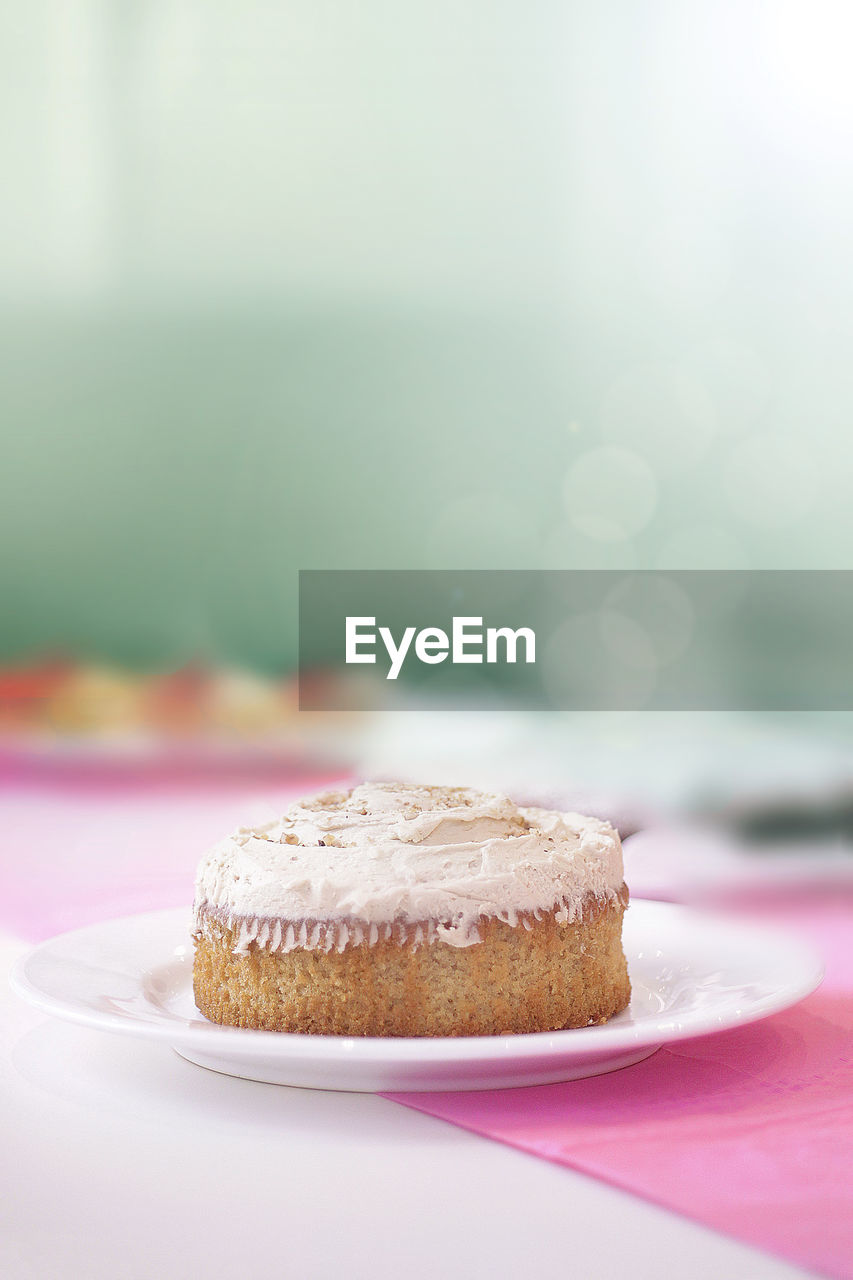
{"left": 0, "top": 933, "right": 811, "bottom": 1280}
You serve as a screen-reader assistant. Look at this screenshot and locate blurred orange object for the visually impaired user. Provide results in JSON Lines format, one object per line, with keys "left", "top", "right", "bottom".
{"left": 0, "top": 658, "right": 74, "bottom": 730}
{"left": 43, "top": 665, "right": 148, "bottom": 734}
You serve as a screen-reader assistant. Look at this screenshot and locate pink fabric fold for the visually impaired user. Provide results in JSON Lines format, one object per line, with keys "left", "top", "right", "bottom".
{"left": 389, "top": 896, "right": 853, "bottom": 1280}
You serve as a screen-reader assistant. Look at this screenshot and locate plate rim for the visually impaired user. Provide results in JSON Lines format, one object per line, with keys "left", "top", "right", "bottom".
{"left": 9, "top": 899, "right": 825, "bottom": 1064}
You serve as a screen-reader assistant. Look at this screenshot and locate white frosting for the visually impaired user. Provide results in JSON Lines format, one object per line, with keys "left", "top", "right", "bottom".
{"left": 193, "top": 781, "right": 625, "bottom": 953}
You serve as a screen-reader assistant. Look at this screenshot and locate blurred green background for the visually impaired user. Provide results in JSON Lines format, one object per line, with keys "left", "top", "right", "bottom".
{"left": 4, "top": 1, "right": 853, "bottom": 674}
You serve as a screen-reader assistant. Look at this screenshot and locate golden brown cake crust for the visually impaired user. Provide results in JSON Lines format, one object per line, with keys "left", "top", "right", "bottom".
{"left": 192, "top": 889, "right": 631, "bottom": 1037}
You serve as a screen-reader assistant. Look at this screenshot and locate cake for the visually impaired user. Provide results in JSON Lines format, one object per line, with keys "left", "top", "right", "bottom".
{"left": 192, "top": 782, "right": 631, "bottom": 1037}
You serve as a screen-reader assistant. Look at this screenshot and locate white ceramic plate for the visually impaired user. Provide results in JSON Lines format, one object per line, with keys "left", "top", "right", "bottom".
{"left": 10, "top": 901, "right": 822, "bottom": 1092}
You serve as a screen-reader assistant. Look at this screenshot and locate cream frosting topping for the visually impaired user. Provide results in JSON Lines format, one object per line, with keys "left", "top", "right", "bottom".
{"left": 193, "top": 781, "right": 625, "bottom": 952}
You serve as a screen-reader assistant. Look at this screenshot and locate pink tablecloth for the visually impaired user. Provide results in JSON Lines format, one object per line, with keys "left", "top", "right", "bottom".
{"left": 3, "top": 769, "right": 851, "bottom": 1279}
{"left": 391, "top": 894, "right": 853, "bottom": 1280}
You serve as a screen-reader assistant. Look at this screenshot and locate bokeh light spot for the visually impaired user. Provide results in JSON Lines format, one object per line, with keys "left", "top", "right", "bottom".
{"left": 563, "top": 448, "right": 657, "bottom": 543}
{"left": 724, "top": 434, "right": 819, "bottom": 529}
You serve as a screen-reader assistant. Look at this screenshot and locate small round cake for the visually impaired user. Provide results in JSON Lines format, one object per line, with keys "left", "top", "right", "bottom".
{"left": 192, "top": 782, "right": 631, "bottom": 1037}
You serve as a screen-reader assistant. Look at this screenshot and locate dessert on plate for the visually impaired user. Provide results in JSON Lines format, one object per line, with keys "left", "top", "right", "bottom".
{"left": 192, "top": 781, "right": 630, "bottom": 1037}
